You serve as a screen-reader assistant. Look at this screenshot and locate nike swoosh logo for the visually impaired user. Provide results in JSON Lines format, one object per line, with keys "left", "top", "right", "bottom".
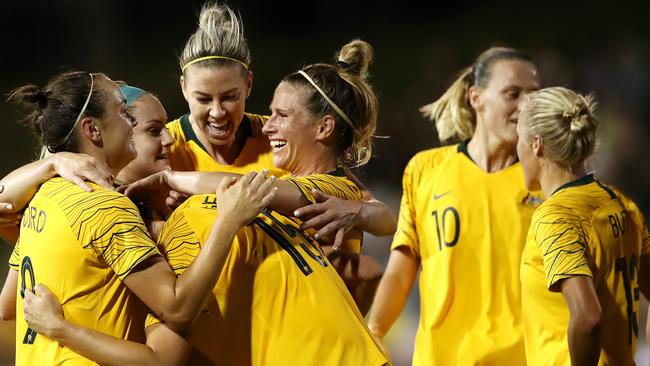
{"left": 433, "top": 191, "right": 451, "bottom": 200}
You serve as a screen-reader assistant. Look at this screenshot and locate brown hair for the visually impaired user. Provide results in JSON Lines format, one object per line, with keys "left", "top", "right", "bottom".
{"left": 8, "top": 71, "right": 107, "bottom": 153}
{"left": 282, "top": 39, "right": 378, "bottom": 167}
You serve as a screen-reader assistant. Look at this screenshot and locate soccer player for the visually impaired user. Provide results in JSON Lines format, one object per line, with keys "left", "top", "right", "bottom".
{"left": 3, "top": 71, "right": 276, "bottom": 365}
{"left": 21, "top": 40, "right": 390, "bottom": 366}
{"left": 517, "top": 87, "right": 650, "bottom": 365}
{"left": 158, "top": 1, "right": 394, "bottom": 311}
{"left": 367, "top": 47, "right": 544, "bottom": 365}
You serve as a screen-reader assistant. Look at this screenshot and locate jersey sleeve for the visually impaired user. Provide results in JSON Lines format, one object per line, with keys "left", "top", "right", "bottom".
{"left": 636, "top": 210, "right": 650, "bottom": 256}
{"left": 532, "top": 205, "right": 593, "bottom": 291}
{"left": 8, "top": 238, "right": 20, "bottom": 270}
{"left": 156, "top": 200, "right": 204, "bottom": 275}
{"left": 284, "top": 174, "right": 362, "bottom": 203}
{"left": 67, "top": 190, "right": 161, "bottom": 281}
{"left": 144, "top": 198, "right": 205, "bottom": 330}
{"left": 390, "top": 154, "right": 421, "bottom": 256}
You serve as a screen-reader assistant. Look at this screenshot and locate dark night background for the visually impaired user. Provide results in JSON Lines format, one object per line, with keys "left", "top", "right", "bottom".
{"left": 1, "top": 1, "right": 649, "bottom": 364}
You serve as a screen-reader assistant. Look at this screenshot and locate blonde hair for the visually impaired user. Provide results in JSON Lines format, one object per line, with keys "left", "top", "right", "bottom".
{"left": 520, "top": 87, "right": 599, "bottom": 168}
{"left": 421, "top": 47, "right": 534, "bottom": 143}
{"left": 179, "top": 2, "right": 250, "bottom": 74}
{"left": 283, "top": 39, "right": 377, "bottom": 167}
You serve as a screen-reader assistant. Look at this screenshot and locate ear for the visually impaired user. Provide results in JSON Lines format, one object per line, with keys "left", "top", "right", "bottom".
{"left": 468, "top": 85, "right": 482, "bottom": 111}
{"left": 315, "top": 115, "right": 337, "bottom": 141}
{"left": 180, "top": 75, "right": 188, "bottom": 102}
{"left": 244, "top": 71, "right": 253, "bottom": 99}
{"left": 532, "top": 135, "right": 544, "bottom": 157}
{"left": 80, "top": 117, "right": 102, "bottom": 143}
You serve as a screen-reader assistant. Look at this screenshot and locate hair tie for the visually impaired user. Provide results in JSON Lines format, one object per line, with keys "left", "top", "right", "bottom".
{"left": 182, "top": 55, "right": 249, "bottom": 73}
{"left": 336, "top": 59, "right": 351, "bottom": 69}
{"left": 562, "top": 111, "right": 573, "bottom": 122}
{"left": 297, "top": 70, "right": 355, "bottom": 130}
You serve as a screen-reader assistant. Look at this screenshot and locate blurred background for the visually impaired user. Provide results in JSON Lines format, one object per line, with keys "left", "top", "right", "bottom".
{"left": 1, "top": 0, "right": 649, "bottom": 365}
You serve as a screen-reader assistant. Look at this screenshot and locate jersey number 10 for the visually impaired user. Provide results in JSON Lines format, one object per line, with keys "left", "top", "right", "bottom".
{"left": 432, "top": 207, "right": 460, "bottom": 251}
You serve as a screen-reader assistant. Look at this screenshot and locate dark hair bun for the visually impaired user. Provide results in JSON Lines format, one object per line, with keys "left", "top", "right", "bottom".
{"left": 11, "top": 85, "right": 48, "bottom": 109}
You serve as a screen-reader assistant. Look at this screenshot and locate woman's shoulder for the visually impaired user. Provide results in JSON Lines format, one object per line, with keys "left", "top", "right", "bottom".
{"left": 407, "top": 144, "right": 459, "bottom": 170}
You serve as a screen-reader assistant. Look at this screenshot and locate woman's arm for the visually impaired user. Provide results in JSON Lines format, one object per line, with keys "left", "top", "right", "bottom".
{"left": 0, "top": 269, "right": 17, "bottom": 321}
{"left": 367, "top": 247, "right": 419, "bottom": 339}
{"left": 23, "top": 284, "right": 189, "bottom": 366}
{"left": 124, "top": 169, "right": 397, "bottom": 245}
{"left": 0, "top": 152, "right": 113, "bottom": 212}
{"left": 123, "top": 170, "right": 315, "bottom": 218}
{"left": 293, "top": 190, "right": 397, "bottom": 248}
{"left": 123, "top": 172, "right": 276, "bottom": 331}
{"left": 560, "top": 276, "right": 602, "bottom": 366}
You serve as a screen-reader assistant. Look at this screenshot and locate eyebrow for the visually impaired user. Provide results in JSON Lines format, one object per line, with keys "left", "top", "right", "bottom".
{"left": 142, "top": 119, "right": 165, "bottom": 125}
{"left": 191, "top": 88, "right": 239, "bottom": 96}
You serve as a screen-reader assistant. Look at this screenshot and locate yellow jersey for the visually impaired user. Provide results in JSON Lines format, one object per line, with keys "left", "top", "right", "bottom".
{"left": 146, "top": 172, "right": 386, "bottom": 366}
{"left": 392, "top": 143, "right": 543, "bottom": 366}
{"left": 166, "top": 113, "right": 285, "bottom": 177}
{"left": 521, "top": 175, "right": 650, "bottom": 366}
{"left": 8, "top": 178, "right": 159, "bottom": 366}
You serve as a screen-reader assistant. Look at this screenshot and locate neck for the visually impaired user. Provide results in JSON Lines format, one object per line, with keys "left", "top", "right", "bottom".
{"left": 77, "top": 143, "right": 119, "bottom": 178}
{"left": 291, "top": 150, "right": 338, "bottom": 177}
{"left": 467, "top": 125, "right": 517, "bottom": 173}
{"left": 539, "top": 162, "right": 587, "bottom": 197}
{"left": 190, "top": 115, "right": 246, "bottom": 165}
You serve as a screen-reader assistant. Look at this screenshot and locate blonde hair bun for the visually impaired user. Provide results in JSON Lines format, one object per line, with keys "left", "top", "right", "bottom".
{"left": 521, "top": 87, "right": 599, "bottom": 168}
{"left": 336, "top": 39, "right": 374, "bottom": 81}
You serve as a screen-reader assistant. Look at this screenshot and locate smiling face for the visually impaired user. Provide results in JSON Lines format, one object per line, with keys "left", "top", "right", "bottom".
{"left": 117, "top": 94, "right": 172, "bottom": 182}
{"left": 471, "top": 59, "right": 540, "bottom": 147}
{"left": 262, "top": 82, "right": 323, "bottom": 174}
{"left": 181, "top": 65, "right": 252, "bottom": 150}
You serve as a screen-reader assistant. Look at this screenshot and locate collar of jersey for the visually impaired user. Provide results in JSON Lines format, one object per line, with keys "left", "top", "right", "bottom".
{"left": 457, "top": 140, "right": 520, "bottom": 168}
{"left": 328, "top": 168, "right": 346, "bottom": 177}
{"left": 552, "top": 173, "right": 596, "bottom": 196}
{"left": 180, "top": 113, "right": 252, "bottom": 155}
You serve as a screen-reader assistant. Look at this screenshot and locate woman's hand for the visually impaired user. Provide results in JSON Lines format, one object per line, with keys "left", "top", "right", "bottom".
{"left": 52, "top": 152, "right": 113, "bottom": 191}
{"left": 294, "top": 190, "right": 361, "bottom": 249}
{"left": 216, "top": 170, "right": 277, "bottom": 228}
{"left": 23, "top": 284, "right": 66, "bottom": 339}
{"left": 119, "top": 171, "right": 170, "bottom": 200}
{"left": 0, "top": 187, "right": 21, "bottom": 226}
{"left": 119, "top": 171, "right": 174, "bottom": 217}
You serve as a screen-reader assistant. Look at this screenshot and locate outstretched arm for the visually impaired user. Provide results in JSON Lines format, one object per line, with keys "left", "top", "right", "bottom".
{"left": 123, "top": 169, "right": 314, "bottom": 217}
{"left": 0, "top": 152, "right": 113, "bottom": 212}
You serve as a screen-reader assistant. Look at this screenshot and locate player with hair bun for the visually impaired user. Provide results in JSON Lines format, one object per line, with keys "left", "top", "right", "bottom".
{"left": 19, "top": 40, "right": 390, "bottom": 366}
{"left": 1, "top": 71, "right": 275, "bottom": 366}
{"left": 517, "top": 87, "right": 650, "bottom": 366}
